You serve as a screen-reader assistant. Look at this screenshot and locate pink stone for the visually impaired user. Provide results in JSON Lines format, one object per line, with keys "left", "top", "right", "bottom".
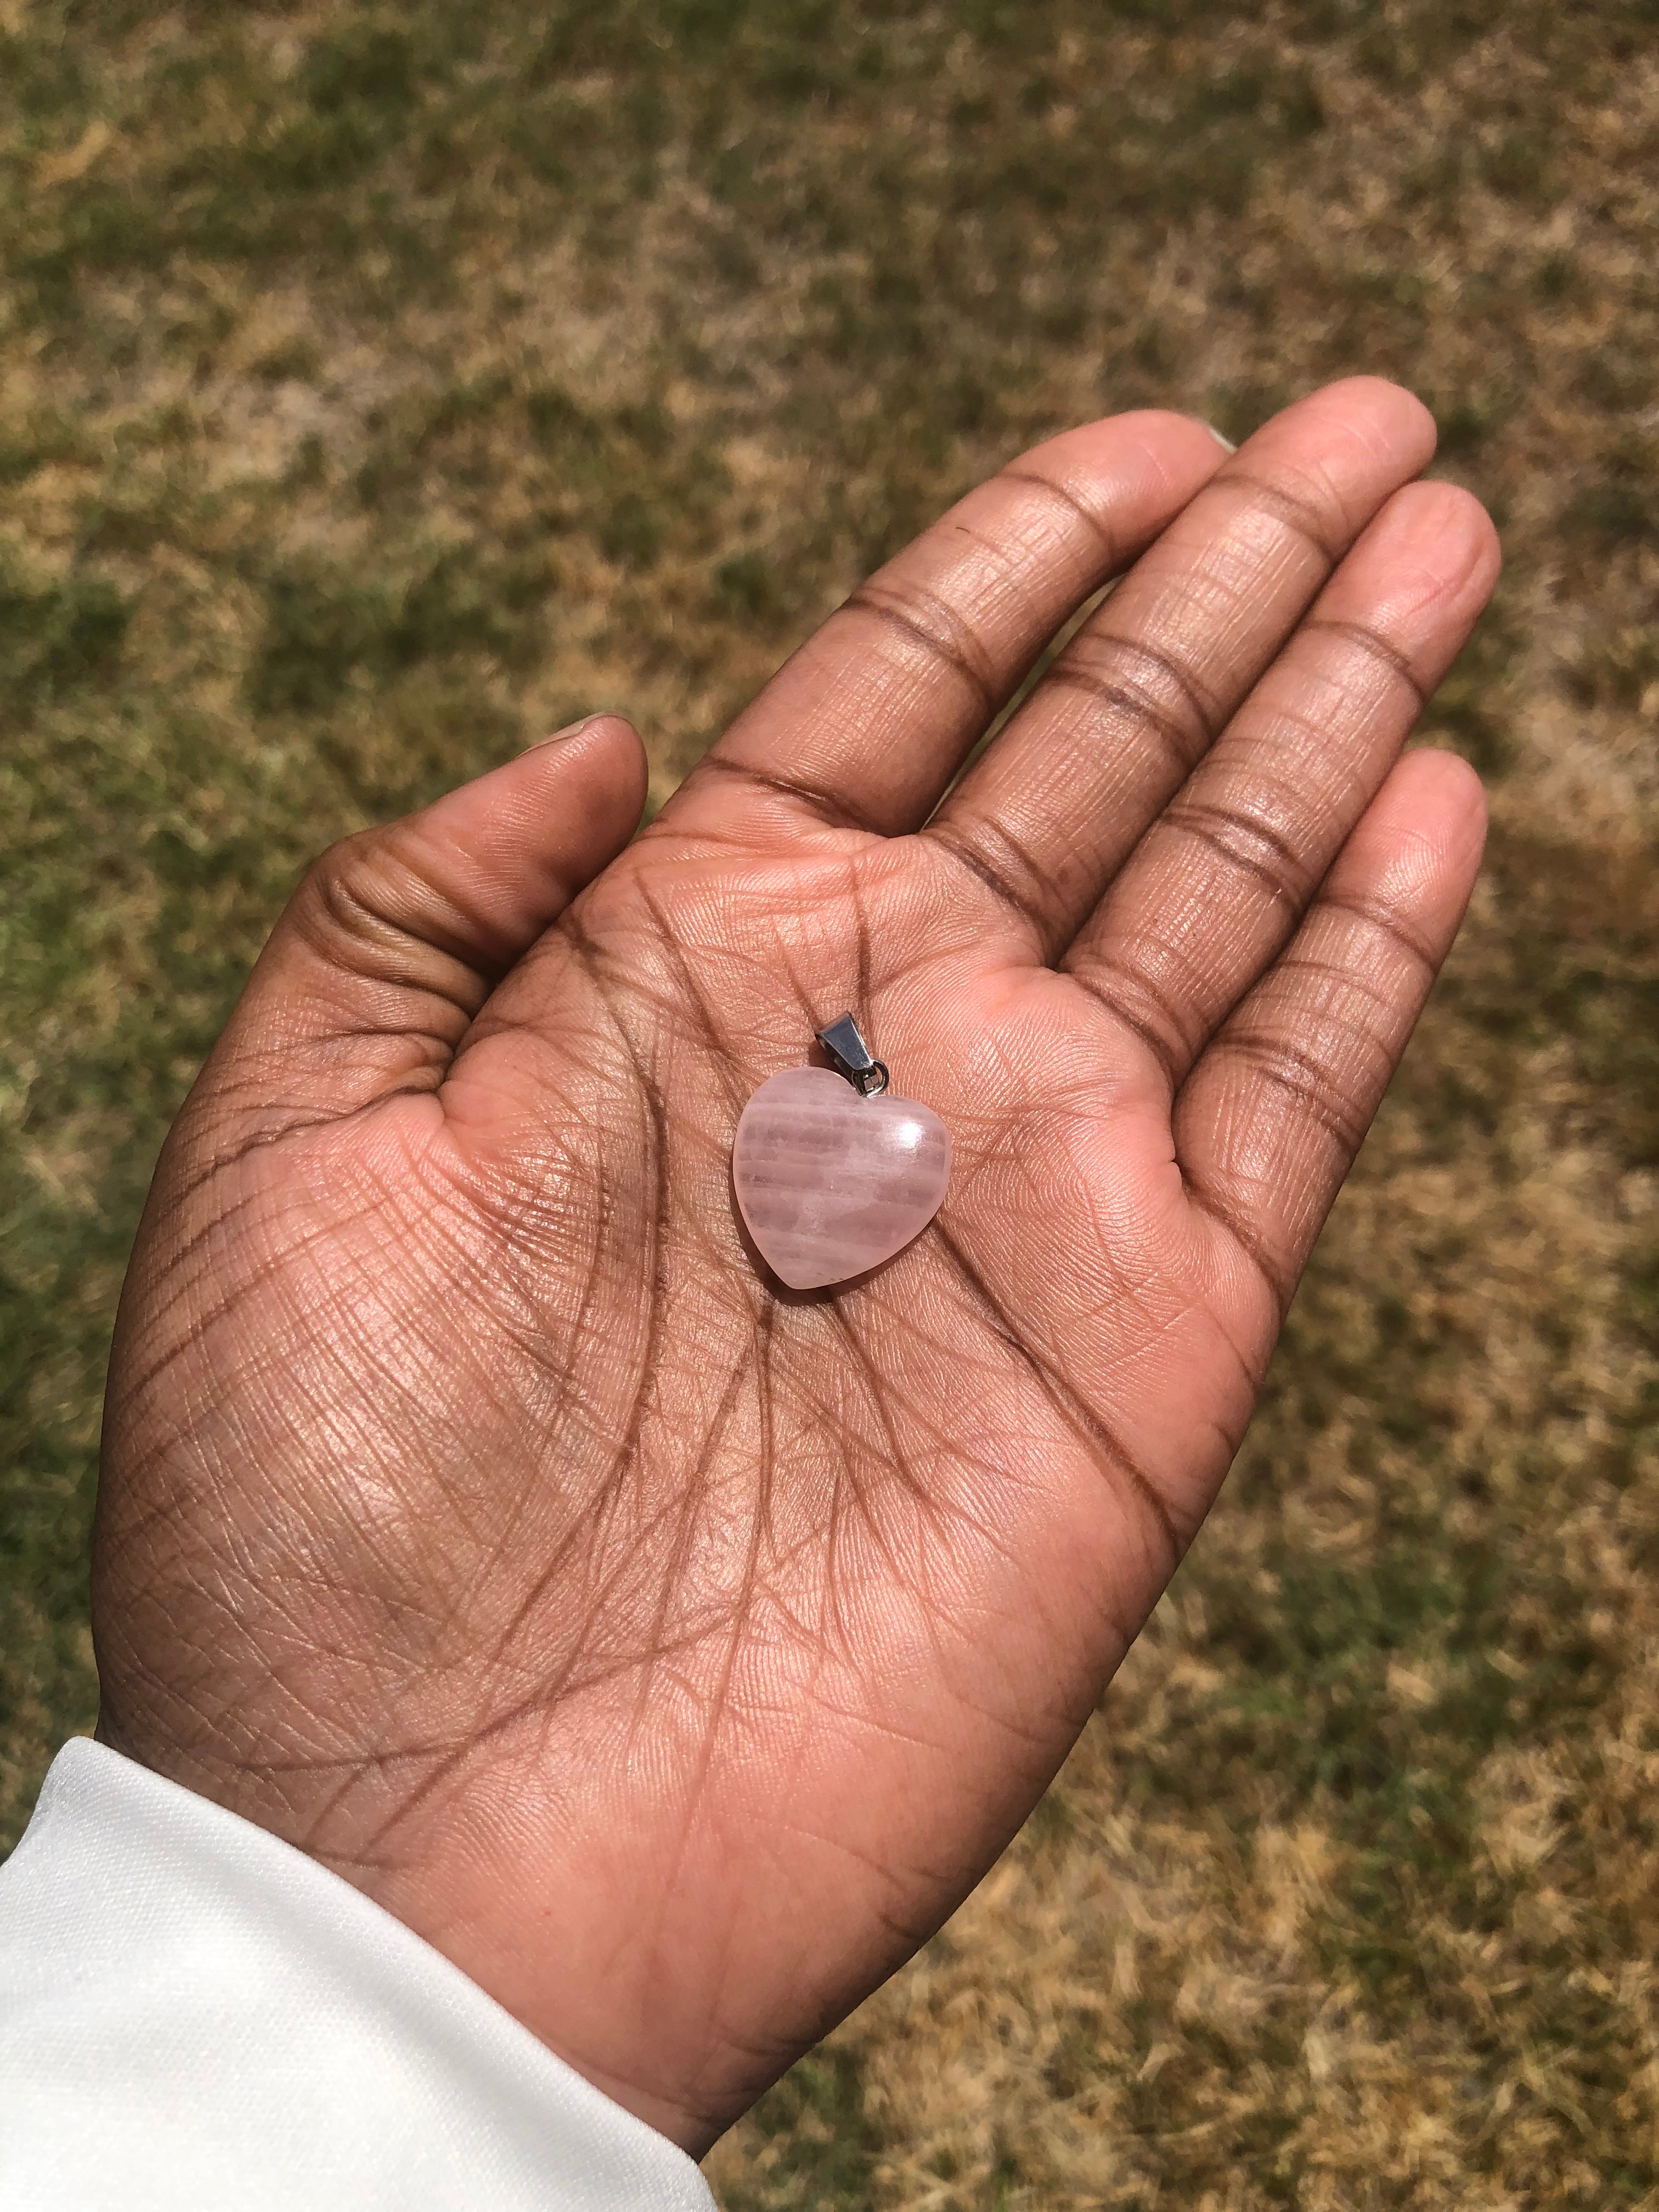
{"left": 733, "top": 1066, "right": 952, "bottom": 1291}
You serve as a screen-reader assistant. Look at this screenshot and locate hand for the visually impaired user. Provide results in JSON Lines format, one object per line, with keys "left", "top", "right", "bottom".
{"left": 93, "top": 378, "right": 1498, "bottom": 2153}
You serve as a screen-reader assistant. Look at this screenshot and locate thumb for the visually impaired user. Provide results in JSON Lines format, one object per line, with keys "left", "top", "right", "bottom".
{"left": 198, "top": 713, "right": 647, "bottom": 1127}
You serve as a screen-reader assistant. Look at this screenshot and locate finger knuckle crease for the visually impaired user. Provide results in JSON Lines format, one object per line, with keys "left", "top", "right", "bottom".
{"left": 847, "top": 580, "right": 997, "bottom": 715}
{"left": 1304, "top": 618, "right": 1429, "bottom": 708}
{"left": 1322, "top": 890, "right": 1437, "bottom": 973}
{"left": 930, "top": 820, "right": 1053, "bottom": 941}
{"left": 1221, "top": 469, "right": 1347, "bottom": 566}
{"left": 1076, "top": 629, "right": 1220, "bottom": 731}
{"left": 1163, "top": 799, "right": 1309, "bottom": 909}
{"left": 1000, "top": 467, "right": 1120, "bottom": 565}
{"left": 1186, "top": 1182, "right": 1295, "bottom": 1317}
{"left": 694, "top": 755, "right": 878, "bottom": 836}
{"left": 305, "top": 841, "right": 407, "bottom": 952}
{"left": 1232, "top": 1032, "right": 1367, "bottom": 1146}
{"left": 1070, "top": 964, "right": 1190, "bottom": 1089}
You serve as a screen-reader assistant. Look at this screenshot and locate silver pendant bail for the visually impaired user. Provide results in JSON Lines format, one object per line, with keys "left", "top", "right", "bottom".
{"left": 815, "top": 1012, "right": 890, "bottom": 1097}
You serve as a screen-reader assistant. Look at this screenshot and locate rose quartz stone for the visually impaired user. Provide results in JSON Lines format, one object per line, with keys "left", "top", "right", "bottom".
{"left": 733, "top": 1066, "right": 952, "bottom": 1290}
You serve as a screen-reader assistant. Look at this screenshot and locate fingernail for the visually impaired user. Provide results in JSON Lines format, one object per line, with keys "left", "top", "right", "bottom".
{"left": 1198, "top": 421, "right": 1237, "bottom": 452}
{"left": 526, "top": 715, "right": 597, "bottom": 751}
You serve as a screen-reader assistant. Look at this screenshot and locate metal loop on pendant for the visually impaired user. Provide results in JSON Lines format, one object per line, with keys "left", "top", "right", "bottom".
{"left": 816, "top": 1013, "right": 889, "bottom": 1098}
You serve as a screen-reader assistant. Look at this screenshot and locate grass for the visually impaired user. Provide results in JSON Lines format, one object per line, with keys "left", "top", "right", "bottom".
{"left": 3, "top": 1, "right": 1657, "bottom": 2203}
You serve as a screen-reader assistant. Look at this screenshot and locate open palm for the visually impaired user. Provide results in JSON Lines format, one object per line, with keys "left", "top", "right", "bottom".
{"left": 93, "top": 380, "right": 1497, "bottom": 2154}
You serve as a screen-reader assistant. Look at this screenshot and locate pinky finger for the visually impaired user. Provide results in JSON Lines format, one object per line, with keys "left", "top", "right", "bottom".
{"left": 1175, "top": 747, "right": 1487, "bottom": 1312}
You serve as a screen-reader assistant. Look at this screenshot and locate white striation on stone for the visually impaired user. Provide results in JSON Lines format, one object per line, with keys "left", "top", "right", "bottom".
{"left": 732, "top": 1065, "right": 952, "bottom": 1291}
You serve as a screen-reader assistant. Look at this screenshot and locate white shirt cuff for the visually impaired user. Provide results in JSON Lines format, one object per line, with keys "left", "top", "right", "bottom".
{"left": 0, "top": 1737, "right": 714, "bottom": 2211}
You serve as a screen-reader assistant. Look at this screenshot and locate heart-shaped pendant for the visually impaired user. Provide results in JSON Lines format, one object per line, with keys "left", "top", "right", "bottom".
{"left": 733, "top": 1018, "right": 951, "bottom": 1291}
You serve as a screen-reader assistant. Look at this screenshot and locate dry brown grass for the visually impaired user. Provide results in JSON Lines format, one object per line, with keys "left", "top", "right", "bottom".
{"left": 3, "top": 2, "right": 1658, "bottom": 2202}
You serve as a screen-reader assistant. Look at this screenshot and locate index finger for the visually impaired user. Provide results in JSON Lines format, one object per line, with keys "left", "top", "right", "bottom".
{"left": 657, "top": 412, "right": 1231, "bottom": 845}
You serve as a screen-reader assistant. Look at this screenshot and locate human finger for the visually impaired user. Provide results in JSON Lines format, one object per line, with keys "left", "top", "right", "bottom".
{"left": 924, "top": 377, "right": 1440, "bottom": 957}
{"left": 1175, "top": 746, "right": 1487, "bottom": 1313}
{"left": 198, "top": 715, "right": 647, "bottom": 1127}
{"left": 659, "top": 412, "right": 1230, "bottom": 844}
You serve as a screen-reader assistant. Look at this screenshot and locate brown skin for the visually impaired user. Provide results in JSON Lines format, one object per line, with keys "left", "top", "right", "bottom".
{"left": 92, "top": 378, "right": 1499, "bottom": 2155}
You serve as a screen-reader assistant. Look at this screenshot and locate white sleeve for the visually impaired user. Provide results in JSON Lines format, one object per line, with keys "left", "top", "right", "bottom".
{"left": 0, "top": 1738, "right": 715, "bottom": 2211}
